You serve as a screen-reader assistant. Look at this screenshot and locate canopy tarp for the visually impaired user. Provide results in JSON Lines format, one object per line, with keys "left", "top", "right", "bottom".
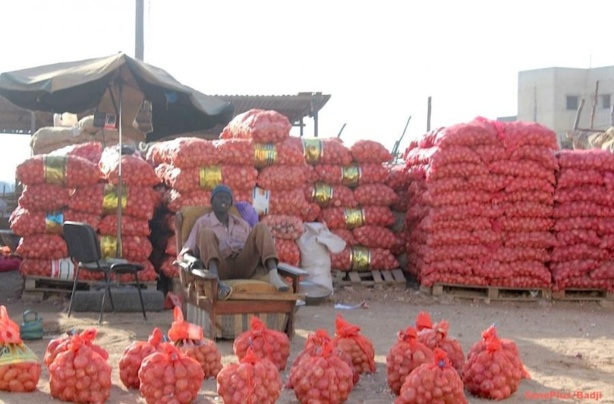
{"left": 0, "top": 53, "right": 234, "bottom": 141}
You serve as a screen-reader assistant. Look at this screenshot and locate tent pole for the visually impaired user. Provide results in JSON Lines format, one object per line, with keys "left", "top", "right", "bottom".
{"left": 116, "top": 80, "right": 123, "bottom": 258}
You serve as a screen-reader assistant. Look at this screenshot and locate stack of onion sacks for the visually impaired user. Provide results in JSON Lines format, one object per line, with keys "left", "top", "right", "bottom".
{"left": 167, "top": 307, "right": 222, "bottom": 379}
{"left": 332, "top": 314, "right": 376, "bottom": 375}
{"left": 0, "top": 306, "right": 41, "bottom": 393}
{"left": 119, "top": 327, "right": 165, "bottom": 389}
{"left": 233, "top": 316, "right": 291, "bottom": 371}
{"left": 395, "top": 348, "right": 468, "bottom": 404}
{"left": 415, "top": 312, "right": 465, "bottom": 375}
{"left": 290, "top": 339, "right": 355, "bottom": 403}
{"left": 386, "top": 325, "right": 434, "bottom": 395}
{"left": 217, "top": 347, "right": 282, "bottom": 404}
{"left": 138, "top": 342, "right": 204, "bottom": 404}
{"left": 287, "top": 329, "right": 359, "bottom": 389}
{"left": 462, "top": 324, "right": 530, "bottom": 400}
{"left": 48, "top": 329, "right": 112, "bottom": 403}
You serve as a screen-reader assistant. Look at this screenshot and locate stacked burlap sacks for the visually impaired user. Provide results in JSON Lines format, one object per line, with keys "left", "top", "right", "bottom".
{"left": 404, "top": 118, "right": 558, "bottom": 288}
{"left": 551, "top": 149, "right": 614, "bottom": 291}
{"left": 66, "top": 145, "right": 159, "bottom": 282}
{"left": 11, "top": 146, "right": 102, "bottom": 279}
{"left": 307, "top": 139, "right": 399, "bottom": 274}
{"left": 31, "top": 115, "right": 145, "bottom": 155}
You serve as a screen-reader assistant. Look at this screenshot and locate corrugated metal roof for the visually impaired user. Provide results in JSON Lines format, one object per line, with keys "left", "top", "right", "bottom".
{"left": 1, "top": 92, "right": 331, "bottom": 138}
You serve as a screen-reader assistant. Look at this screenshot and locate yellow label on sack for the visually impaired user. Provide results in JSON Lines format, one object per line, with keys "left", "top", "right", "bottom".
{"left": 43, "top": 155, "right": 67, "bottom": 186}
{"left": 0, "top": 343, "right": 39, "bottom": 366}
{"left": 102, "top": 184, "right": 128, "bottom": 213}
{"left": 350, "top": 246, "right": 371, "bottom": 272}
{"left": 199, "top": 166, "right": 222, "bottom": 189}
{"left": 253, "top": 143, "right": 277, "bottom": 168}
{"left": 344, "top": 208, "right": 364, "bottom": 229}
{"left": 341, "top": 165, "right": 360, "bottom": 187}
{"left": 312, "top": 182, "right": 333, "bottom": 206}
{"left": 302, "top": 139, "right": 323, "bottom": 164}
{"left": 100, "top": 236, "right": 122, "bottom": 259}
{"left": 45, "top": 211, "right": 64, "bottom": 234}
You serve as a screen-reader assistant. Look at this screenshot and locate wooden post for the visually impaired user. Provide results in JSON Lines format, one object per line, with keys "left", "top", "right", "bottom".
{"left": 590, "top": 80, "right": 599, "bottom": 129}
{"left": 427, "top": 96, "right": 432, "bottom": 131}
{"left": 573, "top": 98, "right": 585, "bottom": 130}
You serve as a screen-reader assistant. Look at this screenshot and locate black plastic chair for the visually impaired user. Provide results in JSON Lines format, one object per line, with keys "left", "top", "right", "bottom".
{"left": 62, "top": 221, "right": 147, "bottom": 323}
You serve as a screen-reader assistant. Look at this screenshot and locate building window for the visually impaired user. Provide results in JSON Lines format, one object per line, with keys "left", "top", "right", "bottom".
{"left": 566, "top": 95, "right": 579, "bottom": 110}
{"left": 602, "top": 94, "right": 611, "bottom": 109}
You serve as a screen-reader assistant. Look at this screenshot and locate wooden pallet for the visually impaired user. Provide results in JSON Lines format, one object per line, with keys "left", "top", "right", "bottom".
{"left": 421, "top": 283, "right": 551, "bottom": 301}
{"left": 22, "top": 275, "right": 157, "bottom": 297}
{"left": 332, "top": 269, "right": 407, "bottom": 287}
{"left": 551, "top": 289, "right": 613, "bottom": 301}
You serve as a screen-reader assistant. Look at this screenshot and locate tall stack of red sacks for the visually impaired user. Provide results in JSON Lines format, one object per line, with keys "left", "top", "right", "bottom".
{"left": 11, "top": 145, "right": 102, "bottom": 279}
{"left": 314, "top": 139, "right": 399, "bottom": 273}
{"left": 551, "top": 149, "right": 614, "bottom": 291}
{"left": 404, "top": 118, "right": 558, "bottom": 288}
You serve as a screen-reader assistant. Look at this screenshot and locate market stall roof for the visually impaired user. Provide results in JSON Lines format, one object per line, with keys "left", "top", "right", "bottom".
{"left": 2, "top": 92, "right": 331, "bottom": 138}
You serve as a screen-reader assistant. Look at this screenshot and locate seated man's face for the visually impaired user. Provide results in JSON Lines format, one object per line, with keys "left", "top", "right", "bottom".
{"left": 212, "top": 192, "right": 232, "bottom": 214}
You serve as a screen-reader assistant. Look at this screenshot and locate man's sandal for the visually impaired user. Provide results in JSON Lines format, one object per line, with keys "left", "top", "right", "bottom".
{"left": 217, "top": 282, "right": 233, "bottom": 300}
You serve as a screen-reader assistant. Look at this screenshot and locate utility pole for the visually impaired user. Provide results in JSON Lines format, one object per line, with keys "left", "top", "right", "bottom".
{"left": 135, "top": 0, "right": 144, "bottom": 60}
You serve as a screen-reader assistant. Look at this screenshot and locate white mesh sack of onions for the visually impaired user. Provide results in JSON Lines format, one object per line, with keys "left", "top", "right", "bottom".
{"left": 414, "top": 312, "right": 465, "bottom": 375}
{"left": 138, "top": 343, "right": 204, "bottom": 404}
{"left": 233, "top": 316, "right": 291, "bottom": 372}
{"left": 289, "top": 339, "right": 355, "bottom": 404}
{"left": 462, "top": 324, "right": 530, "bottom": 400}
{"left": 287, "top": 329, "right": 359, "bottom": 389}
{"left": 167, "top": 307, "right": 222, "bottom": 379}
{"left": 217, "top": 347, "right": 283, "bottom": 404}
{"left": 386, "top": 326, "right": 434, "bottom": 395}
{"left": 332, "top": 313, "right": 376, "bottom": 375}
{"left": 119, "top": 327, "right": 165, "bottom": 389}
{"left": 394, "top": 348, "right": 468, "bottom": 404}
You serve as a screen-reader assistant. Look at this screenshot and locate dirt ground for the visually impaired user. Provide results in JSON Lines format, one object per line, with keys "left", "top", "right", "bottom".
{"left": 0, "top": 268, "right": 613, "bottom": 404}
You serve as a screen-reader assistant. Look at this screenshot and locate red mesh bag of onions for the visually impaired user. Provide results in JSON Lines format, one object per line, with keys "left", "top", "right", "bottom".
{"left": 167, "top": 307, "right": 223, "bottom": 380}
{"left": 138, "top": 342, "right": 204, "bottom": 404}
{"left": 48, "top": 329, "right": 112, "bottom": 403}
{"left": 394, "top": 348, "right": 468, "bottom": 404}
{"left": 332, "top": 314, "right": 376, "bottom": 375}
{"left": 385, "top": 326, "right": 434, "bottom": 395}
{"left": 217, "top": 347, "right": 282, "bottom": 404}
{"left": 233, "top": 316, "right": 291, "bottom": 371}
{"left": 119, "top": 328, "right": 165, "bottom": 389}
{"left": 287, "top": 329, "right": 359, "bottom": 389}
{"left": 415, "top": 312, "right": 465, "bottom": 375}
{"left": 289, "top": 338, "right": 355, "bottom": 404}
{"left": 462, "top": 324, "right": 530, "bottom": 400}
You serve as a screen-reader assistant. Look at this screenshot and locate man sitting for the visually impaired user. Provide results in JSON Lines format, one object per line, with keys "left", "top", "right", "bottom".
{"left": 179, "top": 184, "right": 289, "bottom": 300}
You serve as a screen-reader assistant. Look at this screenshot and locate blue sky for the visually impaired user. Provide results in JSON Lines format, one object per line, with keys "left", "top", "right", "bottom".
{"left": 2, "top": 0, "right": 614, "bottom": 183}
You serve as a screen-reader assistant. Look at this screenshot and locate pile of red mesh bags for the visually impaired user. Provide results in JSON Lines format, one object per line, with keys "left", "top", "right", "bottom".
{"left": 551, "top": 149, "right": 614, "bottom": 291}
{"left": 404, "top": 118, "right": 558, "bottom": 288}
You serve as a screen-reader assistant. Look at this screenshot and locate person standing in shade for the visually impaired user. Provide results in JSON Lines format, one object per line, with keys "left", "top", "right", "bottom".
{"left": 180, "top": 184, "right": 289, "bottom": 300}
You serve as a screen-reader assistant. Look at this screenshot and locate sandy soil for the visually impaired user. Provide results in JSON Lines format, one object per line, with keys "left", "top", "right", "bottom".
{"left": 0, "top": 269, "right": 613, "bottom": 404}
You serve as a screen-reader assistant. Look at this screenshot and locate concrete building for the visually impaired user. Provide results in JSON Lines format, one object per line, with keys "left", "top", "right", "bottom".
{"left": 517, "top": 66, "right": 614, "bottom": 145}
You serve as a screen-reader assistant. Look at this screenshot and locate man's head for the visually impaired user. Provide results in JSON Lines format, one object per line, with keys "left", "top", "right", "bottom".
{"left": 211, "top": 184, "right": 233, "bottom": 214}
